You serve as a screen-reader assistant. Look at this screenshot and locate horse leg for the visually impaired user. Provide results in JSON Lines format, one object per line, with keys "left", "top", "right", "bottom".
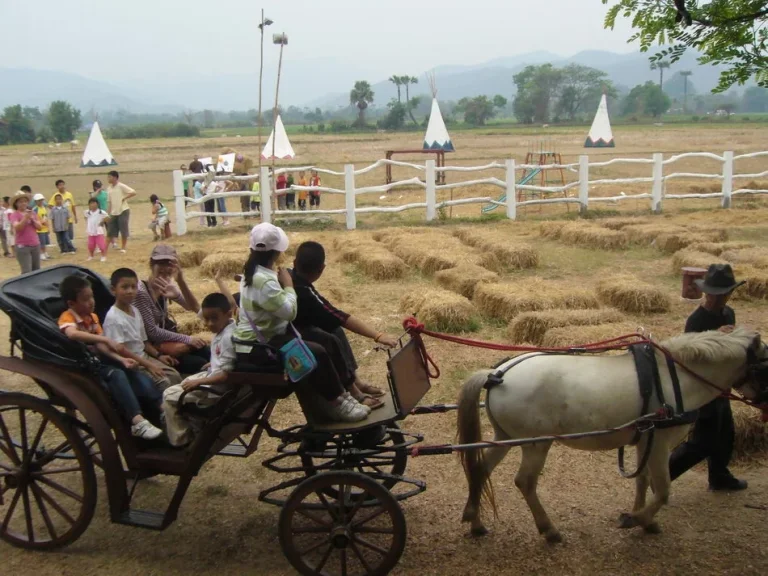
{"left": 632, "top": 438, "right": 651, "bottom": 512}
{"left": 515, "top": 441, "right": 560, "bottom": 543}
{"left": 465, "top": 434, "right": 511, "bottom": 537}
{"left": 619, "top": 441, "right": 670, "bottom": 534}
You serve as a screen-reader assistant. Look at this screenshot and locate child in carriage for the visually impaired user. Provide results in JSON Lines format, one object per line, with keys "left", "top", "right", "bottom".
{"left": 232, "top": 223, "right": 370, "bottom": 423}
{"left": 58, "top": 275, "right": 164, "bottom": 440}
{"left": 103, "top": 268, "right": 183, "bottom": 392}
{"left": 162, "top": 292, "right": 236, "bottom": 447}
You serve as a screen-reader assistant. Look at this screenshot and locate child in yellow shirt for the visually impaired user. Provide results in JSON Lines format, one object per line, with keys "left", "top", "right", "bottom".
{"left": 297, "top": 171, "right": 308, "bottom": 211}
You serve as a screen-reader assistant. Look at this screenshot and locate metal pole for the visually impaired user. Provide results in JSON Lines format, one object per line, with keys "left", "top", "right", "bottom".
{"left": 257, "top": 9, "right": 265, "bottom": 190}
{"left": 271, "top": 38, "right": 285, "bottom": 212}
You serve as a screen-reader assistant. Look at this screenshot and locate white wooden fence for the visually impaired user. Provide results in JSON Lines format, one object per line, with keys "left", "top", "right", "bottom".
{"left": 172, "top": 150, "right": 768, "bottom": 235}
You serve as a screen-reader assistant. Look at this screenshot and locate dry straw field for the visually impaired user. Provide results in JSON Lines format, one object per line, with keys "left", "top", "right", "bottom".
{"left": 1, "top": 124, "right": 767, "bottom": 575}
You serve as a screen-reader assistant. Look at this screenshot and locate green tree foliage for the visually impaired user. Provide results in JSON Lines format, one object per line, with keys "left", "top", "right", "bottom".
{"left": 622, "top": 81, "right": 671, "bottom": 117}
{"left": 456, "top": 95, "right": 507, "bottom": 125}
{"left": 47, "top": 100, "right": 82, "bottom": 142}
{"left": 650, "top": 60, "right": 671, "bottom": 87}
{"left": 380, "top": 100, "right": 407, "bottom": 130}
{"left": 389, "top": 76, "right": 403, "bottom": 103}
{"left": 514, "top": 64, "right": 614, "bottom": 123}
{"left": 349, "top": 80, "right": 375, "bottom": 126}
{"left": 602, "top": 0, "right": 768, "bottom": 92}
{"left": 1, "top": 105, "right": 36, "bottom": 144}
{"left": 106, "top": 123, "right": 200, "bottom": 139}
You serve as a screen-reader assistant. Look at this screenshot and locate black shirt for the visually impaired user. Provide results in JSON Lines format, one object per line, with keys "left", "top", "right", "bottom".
{"left": 684, "top": 305, "right": 735, "bottom": 334}
{"left": 290, "top": 270, "right": 350, "bottom": 332}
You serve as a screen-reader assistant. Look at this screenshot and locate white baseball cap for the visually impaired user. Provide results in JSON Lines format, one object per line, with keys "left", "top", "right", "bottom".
{"left": 249, "top": 223, "right": 289, "bottom": 252}
{"left": 32, "top": 193, "right": 45, "bottom": 201}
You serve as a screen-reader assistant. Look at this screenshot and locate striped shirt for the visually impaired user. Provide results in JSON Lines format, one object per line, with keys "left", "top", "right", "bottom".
{"left": 133, "top": 280, "right": 192, "bottom": 345}
{"left": 233, "top": 266, "right": 297, "bottom": 352}
{"left": 155, "top": 201, "right": 168, "bottom": 219}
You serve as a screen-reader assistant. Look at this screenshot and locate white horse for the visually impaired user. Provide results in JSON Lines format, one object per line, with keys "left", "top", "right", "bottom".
{"left": 457, "top": 328, "right": 767, "bottom": 542}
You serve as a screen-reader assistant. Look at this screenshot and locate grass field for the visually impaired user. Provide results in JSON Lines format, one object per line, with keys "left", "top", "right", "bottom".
{"left": 1, "top": 124, "right": 767, "bottom": 575}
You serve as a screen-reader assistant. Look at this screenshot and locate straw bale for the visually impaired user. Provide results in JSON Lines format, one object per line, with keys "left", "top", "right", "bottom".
{"left": 333, "top": 235, "right": 409, "bottom": 280}
{"left": 600, "top": 218, "right": 650, "bottom": 231}
{"left": 731, "top": 401, "right": 768, "bottom": 461}
{"left": 175, "top": 313, "right": 206, "bottom": 335}
{"left": 177, "top": 249, "right": 207, "bottom": 268}
{"left": 473, "top": 280, "right": 600, "bottom": 322}
{"left": 625, "top": 224, "right": 727, "bottom": 247}
{"left": 596, "top": 276, "right": 671, "bottom": 314}
{"left": 732, "top": 266, "right": 768, "bottom": 301}
{"left": 671, "top": 250, "right": 726, "bottom": 275}
{"left": 721, "top": 248, "right": 768, "bottom": 270}
{"left": 453, "top": 229, "right": 539, "bottom": 270}
{"left": 380, "top": 231, "right": 481, "bottom": 275}
{"left": 399, "top": 288, "right": 479, "bottom": 333}
{"left": 653, "top": 232, "right": 709, "bottom": 255}
{"left": 559, "top": 224, "right": 628, "bottom": 250}
{"left": 540, "top": 322, "right": 640, "bottom": 348}
{"left": 200, "top": 253, "right": 245, "bottom": 278}
{"left": 435, "top": 265, "right": 499, "bottom": 298}
{"left": 508, "top": 308, "right": 626, "bottom": 345}
{"left": 538, "top": 221, "right": 564, "bottom": 239}
{"left": 689, "top": 241, "right": 755, "bottom": 256}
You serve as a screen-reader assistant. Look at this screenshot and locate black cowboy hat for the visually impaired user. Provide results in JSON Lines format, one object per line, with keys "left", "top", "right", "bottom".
{"left": 694, "top": 264, "right": 745, "bottom": 295}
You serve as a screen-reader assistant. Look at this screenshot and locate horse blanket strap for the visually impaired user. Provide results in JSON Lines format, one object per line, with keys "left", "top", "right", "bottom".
{"left": 665, "top": 355, "right": 685, "bottom": 415}
{"left": 484, "top": 353, "right": 552, "bottom": 389}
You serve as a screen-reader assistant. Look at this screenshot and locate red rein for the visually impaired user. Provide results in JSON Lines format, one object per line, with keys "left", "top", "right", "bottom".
{"left": 402, "top": 317, "right": 767, "bottom": 417}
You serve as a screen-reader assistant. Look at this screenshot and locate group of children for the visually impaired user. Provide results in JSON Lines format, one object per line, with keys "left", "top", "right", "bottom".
{"left": 58, "top": 264, "right": 235, "bottom": 445}
{"left": 274, "top": 169, "right": 322, "bottom": 210}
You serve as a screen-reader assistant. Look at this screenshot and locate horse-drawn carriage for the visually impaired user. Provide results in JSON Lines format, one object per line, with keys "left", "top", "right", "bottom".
{"left": 0, "top": 265, "right": 433, "bottom": 576}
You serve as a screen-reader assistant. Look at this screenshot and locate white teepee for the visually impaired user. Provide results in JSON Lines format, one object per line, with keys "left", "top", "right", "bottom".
{"left": 584, "top": 93, "right": 615, "bottom": 148}
{"left": 80, "top": 122, "right": 117, "bottom": 167}
{"left": 423, "top": 73, "right": 454, "bottom": 151}
{"left": 262, "top": 115, "right": 295, "bottom": 159}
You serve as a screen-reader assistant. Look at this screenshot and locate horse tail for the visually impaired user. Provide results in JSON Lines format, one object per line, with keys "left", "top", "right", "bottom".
{"left": 457, "top": 371, "right": 497, "bottom": 521}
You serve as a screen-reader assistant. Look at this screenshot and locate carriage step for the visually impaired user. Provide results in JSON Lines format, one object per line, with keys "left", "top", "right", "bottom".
{"left": 218, "top": 441, "right": 248, "bottom": 457}
{"left": 115, "top": 509, "right": 166, "bottom": 530}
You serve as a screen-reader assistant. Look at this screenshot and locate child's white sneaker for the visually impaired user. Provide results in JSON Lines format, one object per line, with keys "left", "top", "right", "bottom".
{"left": 131, "top": 419, "right": 163, "bottom": 440}
{"left": 100, "top": 256, "right": 107, "bottom": 262}
{"left": 326, "top": 396, "right": 368, "bottom": 423}
{"left": 86, "top": 256, "right": 93, "bottom": 261}
{"left": 343, "top": 391, "right": 371, "bottom": 414}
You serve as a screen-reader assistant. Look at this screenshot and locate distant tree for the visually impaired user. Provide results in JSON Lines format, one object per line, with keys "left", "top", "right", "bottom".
{"left": 553, "top": 64, "right": 615, "bottom": 121}
{"left": 202, "top": 109, "right": 214, "bottom": 128}
{"left": 456, "top": 95, "right": 506, "bottom": 125}
{"left": 22, "top": 106, "right": 44, "bottom": 130}
{"left": 742, "top": 86, "right": 768, "bottom": 113}
{"left": 47, "top": 100, "right": 81, "bottom": 142}
{"left": 621, "top": 81, "right": 670, "bottom": 118}
{"left": 403, "top": 76, "right": 419, "bottom": 125}
{"left": 650, "top": 60, "right": 671, "bottom": 89}
{"left": 602, "top": 0, "right": 768, "bottom": 92}
{"left": 389, "top": 76, "right": 403, "bottom": 103}
{"left": 380, "top": 99, "right": 406, "bottom": 130}
{"left": 2, "top": 105, "right": 36, "bottom": 144}
{"left": 304, "top": 107, "right": 324, "bottom": 123}
{"left": 645, "top": 83, "right": 672, "bottom": 117}
{"left": 349, "top": 80, "right": 375, "bottom": 126}
{"left": 493, "top": 95, "right": 508, "bottom": 110}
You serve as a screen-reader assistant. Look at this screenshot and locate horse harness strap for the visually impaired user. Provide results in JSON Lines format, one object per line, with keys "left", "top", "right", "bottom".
{"left": 484, "top": 353, "right": 554, "bottom": 389}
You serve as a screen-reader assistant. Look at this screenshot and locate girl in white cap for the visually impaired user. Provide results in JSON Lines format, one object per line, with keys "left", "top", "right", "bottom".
{"left": 232, "top": 223, "right": 370, "bottom": 423}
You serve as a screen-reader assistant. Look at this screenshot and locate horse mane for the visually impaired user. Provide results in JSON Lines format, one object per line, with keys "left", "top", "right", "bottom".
{"left": 661, "top": 327, "right": 757, "bottom": 364}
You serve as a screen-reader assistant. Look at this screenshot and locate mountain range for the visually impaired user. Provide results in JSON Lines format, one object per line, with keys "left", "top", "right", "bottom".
{"left": 0, "top": 49, "right": 737, "bottom": 116}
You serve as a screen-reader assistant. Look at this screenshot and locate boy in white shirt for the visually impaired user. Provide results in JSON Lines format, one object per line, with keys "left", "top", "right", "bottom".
{"left": 162, "top": 292, "right": 236, "bottom": 446}
{"left": 103, "top": 268, "right": 182, "bottom": 391}
{"left": 2, "top": 196, "right": 15, "bottom": 257}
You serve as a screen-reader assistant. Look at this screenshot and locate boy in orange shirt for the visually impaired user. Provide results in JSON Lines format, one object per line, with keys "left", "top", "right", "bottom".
{"left": 309, "top": 170, "right": 321, "bottom": 210}
{"left": 58, "top": 275, "right": 164, "bottom": 439}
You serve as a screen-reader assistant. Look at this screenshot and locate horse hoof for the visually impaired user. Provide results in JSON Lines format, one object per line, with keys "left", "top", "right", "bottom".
{"left": 471, "top": 526, "right": 489, "bottom": 537}
{"left": 544, "top": 529, "right": 563, "bottom": 544}
{"left": 618, "top": 512, "right": 639, "bottom": 529}
{"left": 643, "top": 522, "right": 662, "bottom": 534}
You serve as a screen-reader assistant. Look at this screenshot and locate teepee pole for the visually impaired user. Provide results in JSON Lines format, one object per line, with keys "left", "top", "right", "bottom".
{"left": 271, "top": 33, "right": 288, "bottom": 211}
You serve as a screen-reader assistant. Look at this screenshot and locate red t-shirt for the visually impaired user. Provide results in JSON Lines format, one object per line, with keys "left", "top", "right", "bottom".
{"left": 276, "top": 175, "right": 287, "bottom": 190}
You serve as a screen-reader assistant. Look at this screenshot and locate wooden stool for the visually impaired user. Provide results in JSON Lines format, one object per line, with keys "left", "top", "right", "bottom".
{"left": 681, "top": 267, "right": 707, "bottom": 300}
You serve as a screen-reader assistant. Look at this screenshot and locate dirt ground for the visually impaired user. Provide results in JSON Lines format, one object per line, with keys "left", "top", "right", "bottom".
{"left": 1, "top": 126, "right": 767, "bottom": 575}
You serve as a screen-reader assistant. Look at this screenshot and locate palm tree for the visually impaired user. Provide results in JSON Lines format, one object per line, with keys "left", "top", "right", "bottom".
{"left": 651, "top": 60, "right": 671, "bottom": 90}
{"left": 404, "top": 76, "right": 419, "bottom": 124}
{"left": 350, "top": 81, "right": 374, "bottom": 126}
{"left": 680, "top": 70, "right": 693, "bottom": 113}
{"left": 389, "top": 76, "right": 402, "bottom": 103}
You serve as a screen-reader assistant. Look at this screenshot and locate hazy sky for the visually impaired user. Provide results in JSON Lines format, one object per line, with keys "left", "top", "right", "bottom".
{"left": 0, "top": 0, "right": 637, "bottom": 82}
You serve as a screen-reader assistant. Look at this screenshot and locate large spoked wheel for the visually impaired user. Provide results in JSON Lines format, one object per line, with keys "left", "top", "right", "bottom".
{"left": 279, "top": 471, "right": 406, "bottom": 576}
{"left": 0, "top": 392, "right": 97, "bottom": 550}
{"left": 300, "top": 426, "right": 408, "bottom": 495}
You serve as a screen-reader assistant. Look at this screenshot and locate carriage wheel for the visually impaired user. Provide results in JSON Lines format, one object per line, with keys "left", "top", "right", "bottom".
{"left": 0, "top": 393, "right": 97, "bottom": 550}
{"left": 300, "top": 427, "right": 408, "bottom": 497}
{"left": 279, "top": 471, "right": 406, "bottom": 576}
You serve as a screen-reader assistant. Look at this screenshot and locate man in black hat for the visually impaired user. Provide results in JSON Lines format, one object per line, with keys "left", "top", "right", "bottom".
{"left": 669, "top": 264, "right": 747, "bottom": 491}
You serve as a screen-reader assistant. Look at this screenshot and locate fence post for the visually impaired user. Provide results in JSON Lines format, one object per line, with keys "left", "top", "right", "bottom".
{"left": 172, "top": 170, "right": 187, "bottom": 236}
{"left": 260, "top": 166, "right": 272, "bottom": 223}
{"left": 425, "top": 160, "right": 436, "bottom": 222}
{"left": 651, "top": 152, "right": 663, "bottom": 214}
{"left": 505, "top": 159, "right": 516, "bottom": 220}
{"left": 721, "top": 150, "right": 733, "bottom": 209}
{"left": 344, "top": 164, "right": 357, "bottom": 230}
{"left": 578, "top": 155, "right": 589, "bottom": 215}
